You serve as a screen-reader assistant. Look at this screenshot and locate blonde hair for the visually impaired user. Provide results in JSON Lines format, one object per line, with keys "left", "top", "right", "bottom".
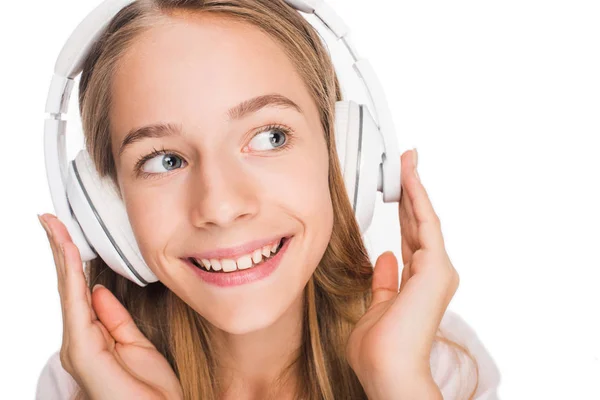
{"left": 74, "top": 0, "right": 479, "bottom": 398}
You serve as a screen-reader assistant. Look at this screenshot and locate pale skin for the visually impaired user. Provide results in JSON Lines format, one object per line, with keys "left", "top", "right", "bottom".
{"left": 38, "top": 13, "right": 458, "bottom": 400}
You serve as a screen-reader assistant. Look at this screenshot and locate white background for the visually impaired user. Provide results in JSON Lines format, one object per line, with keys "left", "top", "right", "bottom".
{"left": 1, "top": 0, "right": 599, "bottom": 398}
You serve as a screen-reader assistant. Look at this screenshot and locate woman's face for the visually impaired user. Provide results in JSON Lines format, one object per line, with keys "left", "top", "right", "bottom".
{"left": 109, "top": 14, "right": 334, "bottom": 334}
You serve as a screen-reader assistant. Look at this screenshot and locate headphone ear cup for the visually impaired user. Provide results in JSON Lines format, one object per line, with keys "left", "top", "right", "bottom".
{"left": 334, "top": 100, "right": 360, "bottom": 211}
{"left": 65, "top": 150, "right": 159, "bottom": 286}
{"left": 354, "top": 104, "right": 383, "bottom": 234}
{"left": 334, "top": 101, "right": 382, "bottom": 234}
{"left": 334, "top": 101, "right": 350, "bottom": 174}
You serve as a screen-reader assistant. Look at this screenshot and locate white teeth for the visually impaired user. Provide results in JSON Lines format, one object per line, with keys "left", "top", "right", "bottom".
{"left": 236, "top": 254, "right": 253, "bottom": 270}
{"left": 252, "top": 248, "right": 263, "bottom": 264}
{"left": 194, "top": 237, "right": 286, "bottom": 273}
{"left": 210, "top": 259, "right": 222, "bottom": 271}
{"left": 270, "top": 239, "right": 280, "bottom": 253}
{"left": 261, "top": 245, "right": 271, "bottom": 257}
{"left": 221, "top": 259, "right": 237, "bottom": 272}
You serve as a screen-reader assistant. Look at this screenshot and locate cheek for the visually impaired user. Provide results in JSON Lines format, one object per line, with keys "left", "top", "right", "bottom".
{"left": 120, "top": 186, "right": 183, "bottom": 266}
{"left": 275, "top": 158, "right": 334, "bottom": 273}
{"left": 262, "top": 146, "right": 332, "bottom": 225}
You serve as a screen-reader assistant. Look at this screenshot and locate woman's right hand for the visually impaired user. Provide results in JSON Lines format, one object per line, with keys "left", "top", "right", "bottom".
{"left": 38, "top": 213, "right": 183, "bottom": 400}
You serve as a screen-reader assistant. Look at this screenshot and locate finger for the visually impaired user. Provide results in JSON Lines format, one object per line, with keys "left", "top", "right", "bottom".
{"left": 39, "top": 214, "right": 69, "bottom": 322}
{"left": 399, "top": 152, "right": 418, "bottom": 267}
{"left": 369, "top": 251, "right": 399, "bottom": 309}
{"left": 399, "top": 191, "right": 418, "bottom": 245}
{"left": 62, "top": 241, "right": 97, "bottom": 330}
{"left": 388, "top": 268, "right": 458, "bottom": 360}
{"left": 92, "top": 316, "right": 116, "bottom": 352}
{"left": 400, "top": 218, "right": 415, "bottom": 267}
{"left": 92, "top": 285, "right": 155, "bottom": 349}
{"left": 402, "top": 150, "right": 445, "bottom": 251}
{"left": 399, "top": 258, "right": 411, "bottom": 293}
{"left": 45, "top": 215, "right": 96, "bottom": 333}
{"left": 87, "top": 282, "right": 98, "bottom": 322}
{"left": 39, "top": 214, "right": 66, "bottom": 281}
{"left": 399, "top": 151, "right": 417, "bottom": 223}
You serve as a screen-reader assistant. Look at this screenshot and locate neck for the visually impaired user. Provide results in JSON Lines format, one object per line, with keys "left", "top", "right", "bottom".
{"left": 214, "top": 291, "right": 305, "bottom": 399}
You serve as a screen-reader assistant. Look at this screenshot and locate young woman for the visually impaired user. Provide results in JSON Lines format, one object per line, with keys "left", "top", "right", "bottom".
{"left": 36, "top": 0, "right": 500, "bottom": 399}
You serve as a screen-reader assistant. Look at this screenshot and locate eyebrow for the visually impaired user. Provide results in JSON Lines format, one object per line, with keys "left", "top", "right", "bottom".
{"left": 118, "top": 93, "right": 303, "bottom": 157}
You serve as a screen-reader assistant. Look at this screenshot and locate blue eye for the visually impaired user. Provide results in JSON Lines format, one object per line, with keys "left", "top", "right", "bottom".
{"left": 141, "top": 152, "right": 185, "bottom": 174}
{"left": 134, "top": 124, "right": 295, "bottom": 179}
{"left": 248, "top": 126, "right": 289, "bottom": 151}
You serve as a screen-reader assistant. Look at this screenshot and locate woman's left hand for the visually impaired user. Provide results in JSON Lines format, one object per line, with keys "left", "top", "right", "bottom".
{"left": 346, "top": 149, "right": 459, "bottom": 400}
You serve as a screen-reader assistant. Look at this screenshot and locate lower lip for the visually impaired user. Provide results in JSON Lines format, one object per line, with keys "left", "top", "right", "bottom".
{"left": 185, "top": 236, "right": 292, "bottom": 287}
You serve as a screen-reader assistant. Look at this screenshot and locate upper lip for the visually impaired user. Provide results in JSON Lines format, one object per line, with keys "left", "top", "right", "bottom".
{"left": 186, "top": 234, "right": 291, "bottom": 261}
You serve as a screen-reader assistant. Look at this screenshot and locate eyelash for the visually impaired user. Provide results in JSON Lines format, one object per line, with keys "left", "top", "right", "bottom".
{"left": 133, "top": 123, "right": 296, "bottom": 179}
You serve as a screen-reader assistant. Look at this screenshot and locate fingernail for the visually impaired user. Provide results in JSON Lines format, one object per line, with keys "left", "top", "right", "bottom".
{"left": 412, "top": 148, "right": 418, "bottom": 168}
{"left": 412, "top": 148, "right": 420, "bottom": 181}
{"left": 38, "top": 214, "right": 53, "bottom": 238}
{"left": 92, "top": 284, "right": 104, "bottom": 292}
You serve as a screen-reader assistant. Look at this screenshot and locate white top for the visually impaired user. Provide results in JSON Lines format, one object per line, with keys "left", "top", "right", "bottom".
{"left": 35, "top": 310, "right": 501, "bottom": 399}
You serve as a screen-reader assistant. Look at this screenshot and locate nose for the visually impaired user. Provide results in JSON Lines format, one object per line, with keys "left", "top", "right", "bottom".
{"left": 188, "top": 154, "right": 259, "bottom": 229}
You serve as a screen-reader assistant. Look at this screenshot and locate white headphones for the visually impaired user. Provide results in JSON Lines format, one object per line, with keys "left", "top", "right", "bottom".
{"left": 43, "top": 0, "right": 402, "bottom": 287}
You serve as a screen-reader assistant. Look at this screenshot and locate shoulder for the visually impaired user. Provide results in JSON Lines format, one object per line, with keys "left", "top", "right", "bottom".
{"left": 429, "top": 310, "right": 502, "bottom": 400}
{"left": 35, "top": 350, "right": 80, "bottom": 400}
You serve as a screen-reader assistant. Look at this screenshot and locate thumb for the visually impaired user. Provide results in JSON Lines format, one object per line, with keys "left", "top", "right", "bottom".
{"left": 91, "top": 284, "right": 154, "bottom": 349}
{"left": 369, "top": 251, "right": 400, "bottom": 309}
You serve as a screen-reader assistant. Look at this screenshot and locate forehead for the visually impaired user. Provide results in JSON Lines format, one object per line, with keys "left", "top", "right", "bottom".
{"left": 109, "top": 12, "right": 316, "bottom": 143}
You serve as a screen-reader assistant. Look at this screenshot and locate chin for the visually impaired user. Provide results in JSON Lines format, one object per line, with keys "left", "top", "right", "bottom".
{"left": 206, "top": 303, "right": 285, "bottom": 335}
{"left": 169, "top": 234, "right": 312, "bottom": 336}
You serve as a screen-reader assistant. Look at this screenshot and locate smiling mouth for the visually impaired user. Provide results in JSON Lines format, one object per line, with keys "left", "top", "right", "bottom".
{"left": 188, "top": 237, "right": 288, "bottom": 273}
